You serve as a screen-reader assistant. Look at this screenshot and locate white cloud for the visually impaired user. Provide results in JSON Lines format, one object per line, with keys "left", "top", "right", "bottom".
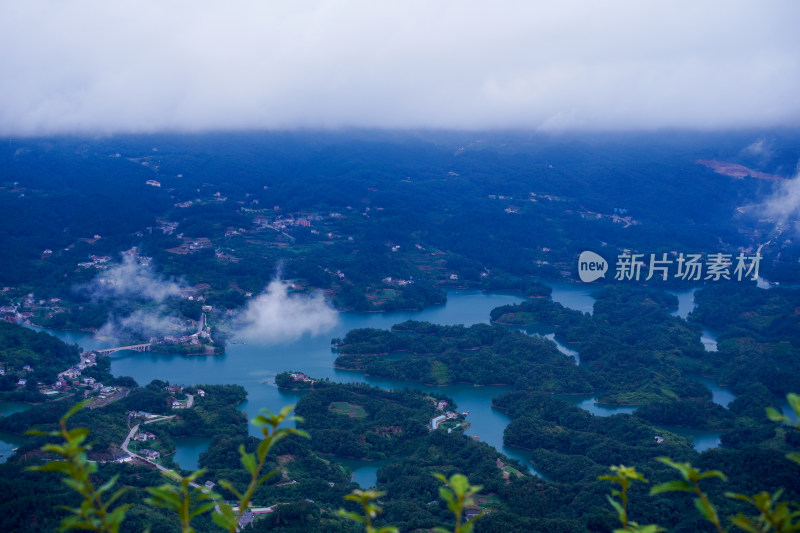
{"left": 97, "top": 307, "right": 181, "bottom": 341}
{"left": 764, "top": 166, "right": 800, "bottom": 232}
{"left": 80, "top": 255, "right": 183, "bottom": 303}
{"left": 0, "top": 1, "right": 798, "bottom": 135}
{"left": 236, "top": 279, "right": 338, "bottom": 342}
{"left": 81, "top": 256, "right": 188, "bottom": 340}
{"left": 742, "top": 139, "right": 773, "bottom": 159}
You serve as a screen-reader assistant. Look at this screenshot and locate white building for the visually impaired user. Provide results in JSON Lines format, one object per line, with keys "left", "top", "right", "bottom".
{"left": 431, "top": 415, "right": 447, "bottom": 430}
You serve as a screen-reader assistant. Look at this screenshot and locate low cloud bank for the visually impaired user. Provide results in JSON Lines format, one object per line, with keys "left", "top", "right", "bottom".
{"left": 1, "top": 2, "right": 798, "bottom": 134}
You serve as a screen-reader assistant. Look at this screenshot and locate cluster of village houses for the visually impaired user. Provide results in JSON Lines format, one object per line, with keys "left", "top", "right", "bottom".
{"left": 118, "top": 385, "right": 207, "bottom": 464}
{"left": 0, "top": 347, "right": 111, "bottom": 399}
{"left": 287, "top": 372, "right": 316, "bottom": 383}
{"left": 430, "top": 400, "right": 464, "bottom": 430}
{"left": 165, "top": 384, "right": 206, "bottom": 409}
{"left": 1, "top": 287, "right": 217, "bottom": 354}
{"left": 0, "top": 291, "right": 66, "bottom": 324}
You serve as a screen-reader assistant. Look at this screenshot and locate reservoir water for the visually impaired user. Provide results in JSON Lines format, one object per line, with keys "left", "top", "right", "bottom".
{"left": 0, "top": 402, "right": 34, "bottom": 463}
{"left": 660, "top": 426, "right": 721, "bottom": 452}
{"left": 14, "top": 284, "right": 751, "bottom": 477}
{"left": 667, "top": 288, "right": 698, "bottom": 319}
{"left": 700, "top": 329, "right": 719, "bottom": 352}
{"left": 553, "top": 394, "right": 636, "bottom": 416}
{"left": 519, "top": 324, "right": 581, "bottom": 365}
{"left": 692, "top": 376, "right": 735, "bottom": 408}
{"left": 0, "top": 431, "right": 24, "bottom": 464}
{"left": 0, "top": 402, "right": 33, "bottom": 417}
{"left": 535, "top": 278, "right": 596, "bottom": 315}
{"left": 173, "top": 436, "right": 214, "bottom": 471}
{"left": 542, "top": 333, "right": 580, "bottom": 364}
{"left": 32, "top": 291, "right": 548, "bottom": 480}
{"left": 336, "top": 457, "right": 396, "bottom": 489}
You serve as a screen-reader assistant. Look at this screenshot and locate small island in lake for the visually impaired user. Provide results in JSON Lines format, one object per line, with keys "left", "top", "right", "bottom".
{"left": 275, "top": 371, "right": 320, "bottom": 390}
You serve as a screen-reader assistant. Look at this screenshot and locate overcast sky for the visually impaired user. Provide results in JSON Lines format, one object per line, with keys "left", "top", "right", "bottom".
{"left": 1, "top": 1, "right": 798, "bottom": 136}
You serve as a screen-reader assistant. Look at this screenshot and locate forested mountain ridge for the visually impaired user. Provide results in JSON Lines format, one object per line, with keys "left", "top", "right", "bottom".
{"left": 1, "top": 131, "right": 798, "bottom": 332}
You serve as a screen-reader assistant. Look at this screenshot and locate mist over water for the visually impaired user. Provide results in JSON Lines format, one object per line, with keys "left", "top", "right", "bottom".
{"left": 79, "top": 255, "right": 184, "bottom": 303}
{"left": 97, "top": 308, "right": 183, "bottom": 341}
{"left": 235, "top": 279, "right": 339, "bottom": 342}
{"left": 79, "top": 255, "right": 189, "bottom": 341}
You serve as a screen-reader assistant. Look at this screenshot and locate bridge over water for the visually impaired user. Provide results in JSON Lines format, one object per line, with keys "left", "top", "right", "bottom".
{"left": 94, "top": 343, "right": 152, "bottom": 355}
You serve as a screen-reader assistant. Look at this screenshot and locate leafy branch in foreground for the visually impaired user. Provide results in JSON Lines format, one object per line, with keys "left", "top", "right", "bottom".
{"left": 726, "top": 489, "right": 800, "bottom": 533}
{"left": 598, "top": 465, "right": 663, "bottom": 533}
{"left": 212, "top": 405, "right": 309, "bottom": 532}
{"left": 601, "top": 393, "right": 800, "bottom": 533}
{"left": 724, "top": 393, "right": 800, "bottom": 532}
{"left": 338, "top": 474, "right": 484, "bottom": 533}
{"left": 27, "top": 400, "right": 131, "bottom": 533}
{"left": 651, "top": 457, "right": 728, "bottom": 533}
{"left": 145, "top": 469, "right": 219, "bottom": 533}
{"left": 337, "top": 489, "right": 399, "bottom": 533}
{"left": 432, "top": 473, "right": 485, "bottom": 533}
{"left": 767, "top": 393, "right": 800, "bottom": 467}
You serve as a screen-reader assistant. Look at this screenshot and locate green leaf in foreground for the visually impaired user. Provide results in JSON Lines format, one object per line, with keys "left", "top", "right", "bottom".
{"left": 27, "top": 401, "right": 131, "bottom": 533}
